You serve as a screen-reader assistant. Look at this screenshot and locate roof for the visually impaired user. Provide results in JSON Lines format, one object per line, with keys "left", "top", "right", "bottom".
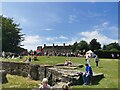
{"left": 86, "top": 50, "right": 93, "bottom": 54}
{"left": 43, "top": 45, "right": 72, "bottom": 49}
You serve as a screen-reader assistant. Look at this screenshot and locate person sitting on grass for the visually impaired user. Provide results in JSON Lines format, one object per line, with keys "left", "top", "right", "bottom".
{"left": 83, "top": 63, "right": 93, "bottom": 85}
{"left": 64, "top": 59, "right": 68, "bottom": 66}
{"left": 39, "top": 78, "right": 51, "bottom": 90}
{"left": 33, "top": 55, "right": 38, "bottom": 61}
{"left": 68, "top": 59, "right": 72, "bottom": 66}
{"left": 27, "top": 57, "right": 32, "bottom": 62}
{"left": 22, "top": 57, "right": 28, "bottom": 62}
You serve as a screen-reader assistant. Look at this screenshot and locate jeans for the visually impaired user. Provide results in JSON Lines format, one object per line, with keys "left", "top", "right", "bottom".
{"left": 83, "top": 74, "right": 90, "bottom": 85}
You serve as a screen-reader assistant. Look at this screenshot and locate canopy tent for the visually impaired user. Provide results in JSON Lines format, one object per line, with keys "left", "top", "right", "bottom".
{"left": 86, "top": 50, "right": 95, "bottom": 58}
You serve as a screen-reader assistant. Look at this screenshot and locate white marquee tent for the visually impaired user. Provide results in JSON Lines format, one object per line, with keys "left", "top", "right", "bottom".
{"left": 86, "top": 50, "right": 95, "bottom": 58}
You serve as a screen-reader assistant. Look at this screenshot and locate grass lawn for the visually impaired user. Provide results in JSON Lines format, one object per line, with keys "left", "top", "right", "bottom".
{"left": 0, "top": 56, "right": 119, "bottom": 88}
{"left": 1, "top": 74, "right": 40, "bottom": 89}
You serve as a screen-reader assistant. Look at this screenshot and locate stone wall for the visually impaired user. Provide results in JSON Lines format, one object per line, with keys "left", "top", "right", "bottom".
{"left": 1, "top": 61, "right": 48, "bottom": 81}
{"left": 1, "top": 61, "right": 30, "bottom": 77}
{"left": 1, "top": 61, "right": 54, "bottom": 81}
{"left": 1, "top": 61, "right": 104, "bottom": 87}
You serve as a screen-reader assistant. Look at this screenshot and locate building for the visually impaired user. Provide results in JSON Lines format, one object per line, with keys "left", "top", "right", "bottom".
{"left": 37, "top": 43, "right": 72, "bottom": 56}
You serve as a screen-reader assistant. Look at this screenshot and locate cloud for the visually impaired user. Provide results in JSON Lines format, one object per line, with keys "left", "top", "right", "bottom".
{"left": 68, "top": 15, "right": 77, "bottom": 23}
{"left": 87, "top": 11, "right": 102, "bottom": 18}
{"left": 2, "top": 14, "right": 8, "bottom": 17}
{"left": 66, "top": 22, "right": 118, "bottom": 46}
{"left": 79, "top": 30, "right": 117, "bottom": 45}
{"left": 44, "top": 28, "right": 53, "bottom": 31}
{"left": 92, "top": 22, "right": 118, "bottom": 38}
{"left": 45, "top": 13, "right": 61, "bottom": 24}
{"left": 11, "top": 14, "right": 29, "bottom": 25}
{"left": 59, "top": 36, "right": 68, "bottom": 40}
{"left": 46, "top": 37, "right": 58, "bottom": 41}
{"left": 46, "top": 35, "right": 68, "bottom": 41}
{"left": 78, "top": 22, "right": 118, "bottom": 45}
{"left": 21, "top": 18, "right": 27, "bottom": 23}
{"left": 102, "top": 22, "right": 109, "bottom": 27}
{"left": 21, "top": 35, "right": 43, "bottom": 51}
{"left": 21, "top": 35, "right": 69, "bottom": 50}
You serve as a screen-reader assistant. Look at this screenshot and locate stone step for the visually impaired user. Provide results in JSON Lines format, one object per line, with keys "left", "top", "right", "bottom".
{"left": 52, "top": 82, "right": 69, "bottom": 88}
{"left": 56, "top": 66, "right": 78, "bottom": 70}
{"left": 55, "top": 63, "right": 84, "bottom": 68}
{"left": 93, "top": 73, "right": 104, "bottom": 77}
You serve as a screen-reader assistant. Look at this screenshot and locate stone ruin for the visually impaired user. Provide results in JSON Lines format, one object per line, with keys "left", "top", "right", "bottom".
{"left": 47, "top": 65, "right": 104, "bottom": 88}
{"left": 0, "top": 70, "right": 8, "bottom": 84}
{"left": 0, "top": 61, "right": 104, "bottom": 88}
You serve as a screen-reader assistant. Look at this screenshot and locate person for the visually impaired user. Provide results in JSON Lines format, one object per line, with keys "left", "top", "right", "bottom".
{"left": 68, "top": 59, "right": 72, "bottom": 66}
{"left": 62, "top": 84, "right": 70, "bottom": 90}
{"left": 39, "top": 78, "right": 51, "bottom": 90}
{"left": 18, "top": 54, "right": 22, "bottom": 59}
{"left": 111, "top": 53, "right": 115, "bottom": 59}
{"left": 28, "top": 57, "right": 32, "bottom": 62}
{"left": 2, "top": 51, "right": 5, "bottom": 58}
{"left": 86, "top": 56, "right": 90, "bottom": 65}
{"left": 117, "top": 54, "right": 119, "bottom": 59}
{"left": 12, "top": 54, "right": 15, "bottom": 59}
{"left": 23, "top": 57, "right": 28, "bottom": 62}
{"left": 83, "top": 64, "right": 93, "bottom": 85}
{"left": 85, "top": 54, "right": 89, "bottom": 61}
{"left": 94, "top": 55, "right": 99, "bottom": 67}
{"left": 33, "top": 56, "right": 38, "bottom": 61}
{"left": 64, "top": 59, "right": 68, "bottom": 66}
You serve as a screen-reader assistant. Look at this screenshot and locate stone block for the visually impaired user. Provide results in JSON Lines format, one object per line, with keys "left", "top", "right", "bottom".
{"left": 0, "top": 70, "right": 8, "bottom": 84}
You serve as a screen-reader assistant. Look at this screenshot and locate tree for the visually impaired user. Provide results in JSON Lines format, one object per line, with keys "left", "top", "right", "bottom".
{"left": 89, "top": 38, "right": 101, "bottom": 51}
{"left": 102, "top": 45, "right": 107, "bottom": 50}
{"left": 104, "top": 42, "right": 120, "bottom": 51}
{"left": 110, "top": 48, "right": 118, "bottom": 52}
{"left": 77, "top": 40, "right": 89, "bottom": 51}
{"left": 1, "top": 15, "right": 25, "bottom": 53}
{"left": 72, "top": 42, "right": 78, "bottom": 52}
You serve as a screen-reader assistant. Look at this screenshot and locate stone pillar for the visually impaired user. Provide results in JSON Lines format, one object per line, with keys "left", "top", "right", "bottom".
{"left": 0, "top": 70, "right": 8, "bottom": 84}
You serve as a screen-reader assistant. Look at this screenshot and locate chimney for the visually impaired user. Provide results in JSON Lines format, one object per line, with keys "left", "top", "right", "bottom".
{"left": 53, "top": 43, "right": 54, "bottom": 47}
{"left": 63, "top": 43, "right": 65, "bottom": 47}
{"left": 44, "top": 44, "right": 46, "bottom": 47}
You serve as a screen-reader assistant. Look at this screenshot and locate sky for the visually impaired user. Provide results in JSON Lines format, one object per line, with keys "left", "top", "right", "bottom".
{"left": 2, "top": 2, "right": 118, "bottom": 51}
